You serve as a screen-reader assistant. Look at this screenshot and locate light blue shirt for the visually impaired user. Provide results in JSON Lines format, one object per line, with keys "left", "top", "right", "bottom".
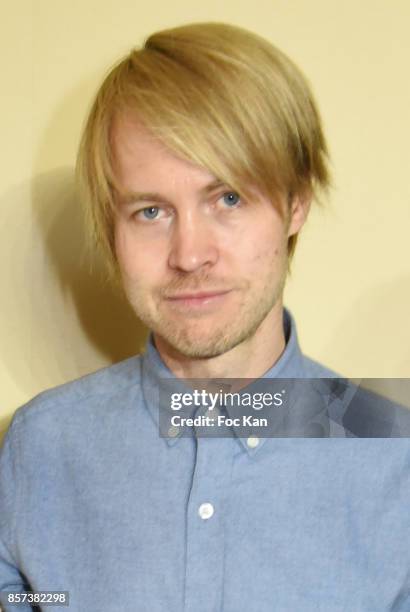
{"left": 1, "top": 310, "right": 409, "bottom": 611}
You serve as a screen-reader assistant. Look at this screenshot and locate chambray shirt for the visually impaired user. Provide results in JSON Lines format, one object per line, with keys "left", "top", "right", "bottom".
{"left": 1, "top": 310, "right": 409, "bottom": 611}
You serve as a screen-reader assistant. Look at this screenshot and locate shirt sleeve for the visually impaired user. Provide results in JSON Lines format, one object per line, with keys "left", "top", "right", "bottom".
{"left": 0, "top": 419, "right": 33, "bottom": 612}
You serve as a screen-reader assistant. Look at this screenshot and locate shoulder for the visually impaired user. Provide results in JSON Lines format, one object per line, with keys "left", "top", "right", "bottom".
{"left": 300, "top": 356, "right": 410, "bottom": 437}
{"left": 7, "top": 354, "right": 144, "bottom": 438}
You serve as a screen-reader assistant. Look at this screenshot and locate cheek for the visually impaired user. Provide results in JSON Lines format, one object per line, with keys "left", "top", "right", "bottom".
{"left": 114, "top": 223, "right": 145, "bottom": 281}
{"left": 247, "top": 231, "right": 286, "bottom": 265}
{"left": 114, "top": 223, "right": 168, "bottom": 283}
{"left": 114, "top": 226, "right": 136, "bottom": 278}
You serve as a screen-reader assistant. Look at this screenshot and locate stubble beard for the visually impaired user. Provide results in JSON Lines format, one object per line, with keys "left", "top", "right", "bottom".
{"left": 124, "top": 271, "right": 286, "bottom": 360}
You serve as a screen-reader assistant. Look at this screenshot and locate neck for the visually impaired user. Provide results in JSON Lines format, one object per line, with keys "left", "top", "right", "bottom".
{"left": 154, "top": 302, "right": 286, "bottom": 380}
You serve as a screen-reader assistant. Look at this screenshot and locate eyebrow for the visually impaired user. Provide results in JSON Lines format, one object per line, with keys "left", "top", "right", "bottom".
{"left": 117, "top": 179, "right": 227, "bottom": 207}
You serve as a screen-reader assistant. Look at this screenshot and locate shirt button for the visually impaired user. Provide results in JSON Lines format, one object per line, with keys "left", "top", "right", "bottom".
{"left": 205, "top": 408, "right": 220, "bottom": 421}
{"left": 168, "top": 425, "right": 180, "bottom": 438}
{"left": 198, "top": 502, "right": 214, "bottom": 520}
{"left": 247, "top": 436, "right": 260, "bottom": 449}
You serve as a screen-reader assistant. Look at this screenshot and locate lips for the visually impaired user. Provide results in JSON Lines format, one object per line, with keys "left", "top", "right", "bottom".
{"left": 167, "top": 290, "right": 230, "bottom": 300}
{"left": 164, "top": 289, "right": 233, "bottom": 309}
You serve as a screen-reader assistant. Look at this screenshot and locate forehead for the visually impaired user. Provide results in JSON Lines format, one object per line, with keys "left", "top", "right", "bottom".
{"left": 110, "top": 113, "right": 218, "bottom": 193}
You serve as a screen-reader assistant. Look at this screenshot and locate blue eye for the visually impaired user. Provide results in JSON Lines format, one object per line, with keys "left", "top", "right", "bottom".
{"left": 222, "top": 191, "right": 241, "bottom": 207}
{"left": 142, "top": 206, "right": 159, "bottom": 219}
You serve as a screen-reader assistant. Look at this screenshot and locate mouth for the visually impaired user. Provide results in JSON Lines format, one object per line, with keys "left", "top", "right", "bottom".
{"left": 165, "top": 290, "right": 233, "bottom": 310}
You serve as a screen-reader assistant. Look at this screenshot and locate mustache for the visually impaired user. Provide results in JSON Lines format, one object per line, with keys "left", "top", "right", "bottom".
{"left": 158, "top": 273, "right": 241, "bottom": 297}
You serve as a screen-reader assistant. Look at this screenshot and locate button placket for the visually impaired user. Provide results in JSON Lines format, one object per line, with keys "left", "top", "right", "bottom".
{"left": 184, "top": 437, "right": 233, "bottom": 612}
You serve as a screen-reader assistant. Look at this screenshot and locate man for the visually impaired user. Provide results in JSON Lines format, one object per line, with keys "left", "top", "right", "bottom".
{"left": 0, "top": 22, "right": 409, "bottom": 612}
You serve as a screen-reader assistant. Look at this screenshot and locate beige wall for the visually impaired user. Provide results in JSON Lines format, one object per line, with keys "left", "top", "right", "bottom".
{"left": 1, "top": 0, "right": 409, "bottom": 437}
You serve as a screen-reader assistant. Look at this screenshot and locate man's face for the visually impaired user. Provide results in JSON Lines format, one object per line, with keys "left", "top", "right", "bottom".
{"left": 112, "top": 114, "right": 306, "bottom": 359}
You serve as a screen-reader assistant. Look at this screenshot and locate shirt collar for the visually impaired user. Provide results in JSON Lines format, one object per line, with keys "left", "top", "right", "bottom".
{"left": 140, "top": 307, "right": 306, "bottom": 454}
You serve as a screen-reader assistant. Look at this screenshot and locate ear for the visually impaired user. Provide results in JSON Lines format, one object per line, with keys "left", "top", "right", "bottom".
{"left": 287, "top": 190, "right": 312, "bottom": 238}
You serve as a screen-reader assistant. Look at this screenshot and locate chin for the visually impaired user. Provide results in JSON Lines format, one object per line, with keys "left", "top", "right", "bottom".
{"left": 157, "top": 325, "right": 253, "bottom": 361}
{"left": 162, "top": 336, "right": 231, "bottom": 360}
{"left": 172, "top": 344, "right": 231, "bottom": 360}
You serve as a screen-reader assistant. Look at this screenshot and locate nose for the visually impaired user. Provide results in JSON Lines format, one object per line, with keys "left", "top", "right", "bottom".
{"left": 168, "top": 210, "right": 219, "bottom": 273}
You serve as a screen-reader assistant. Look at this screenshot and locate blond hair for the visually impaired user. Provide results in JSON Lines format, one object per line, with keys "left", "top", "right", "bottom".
{"left": 77, "top": 22, "right": 330, "bottom": 280}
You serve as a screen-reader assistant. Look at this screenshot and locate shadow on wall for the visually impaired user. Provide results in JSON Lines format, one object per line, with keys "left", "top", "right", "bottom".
{"left": 31, "top": 167, "right": 147, "bottom": 364}
{"left": 0, "top": 416, "right": 10, "bottom": 447}
{"left": 0, "top": 169, "right": 147, "bottom": 408}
